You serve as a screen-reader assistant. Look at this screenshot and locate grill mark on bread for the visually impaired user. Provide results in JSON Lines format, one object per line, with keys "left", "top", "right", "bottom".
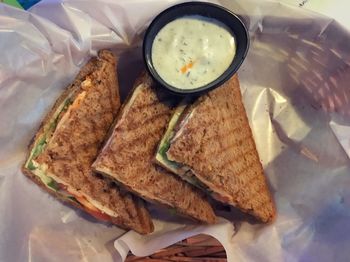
{"left": 186, "top": 129, "right": 254, "bottom": 160}
{"left": 117, "top": 128, "right": 167, "bottom": 155}
{"left": 213, "top": 147, "right": 258, "bottom": 174}
{"left": 103, "top": 157, "right": 178, "bottom": 189}
{"left": 103, "top": 66, "right": 115, "bottom": 110}
{"left": 133, "top": 99, "right": 160, "bottom": 112}
{"left": 93, "top": 74, "right": 216, "bottom": 224}
{"left": 23, "top": 51, "right": 153, "bottom": 234}
{"left": 124, "top": 110, "right": 170, "bottom": 132}
{"left": 104, "top": 122, "right": 171, "bottom": 175}
{"left": 169, "top": 126, "right": 255, "bottom": 169}
{"left": 218, "top": 137, "right": 255, "bottom": 158}
{"left": 121, "top": 194, "right": 139, "bottom": 221}
{"left": 166, "top": 74, "right": 275, "bottom": 223}
{"left": 104, "top": 65, "right": 118, "bottom": 113}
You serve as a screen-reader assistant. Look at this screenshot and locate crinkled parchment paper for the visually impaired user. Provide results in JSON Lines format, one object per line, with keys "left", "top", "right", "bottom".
{"left": 1, "top": 0, "right": 350, "bottom": 261}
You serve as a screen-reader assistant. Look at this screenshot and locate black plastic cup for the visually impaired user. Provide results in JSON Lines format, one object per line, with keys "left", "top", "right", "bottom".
{"left": 143, "top": 1, "right": 250, "bottom": 95}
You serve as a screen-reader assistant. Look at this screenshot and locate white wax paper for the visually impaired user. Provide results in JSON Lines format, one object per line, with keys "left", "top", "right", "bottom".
{"left": 1, "top": 0, "right": 350, "bottom": 261}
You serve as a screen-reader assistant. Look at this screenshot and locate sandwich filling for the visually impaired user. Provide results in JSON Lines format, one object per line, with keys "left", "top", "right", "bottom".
{"left": 93, "top": 78, "right": 217, "bottom": 224}
{"left": 156, "top": 106, "right": 234, "bottom": 204}
{"left": 24, "top": 79, "right": 114, "bottom": 222}
{"left": 156, "top": 103, "right": 212, "bottom": 193}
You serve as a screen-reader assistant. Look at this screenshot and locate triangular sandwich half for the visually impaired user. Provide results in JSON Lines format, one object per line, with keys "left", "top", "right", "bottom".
{"left": 22, "top": 50, "right": 154, "bottom": 234}
{"left": 155, "top": 75, "right": 275, "bottom": 223}
{"left": 92, "top": 72, "right": 216, "bottom": 224}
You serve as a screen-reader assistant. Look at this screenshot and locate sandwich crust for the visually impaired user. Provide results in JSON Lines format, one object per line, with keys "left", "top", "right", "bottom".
{"left": 22, "top": 50, "right": 154, "bottom": 234}
{"left": 93, "top": 73, "right": 217, "bottom": 224}
{"left": 166, "top": 75, "right": 276, "bottom": 223}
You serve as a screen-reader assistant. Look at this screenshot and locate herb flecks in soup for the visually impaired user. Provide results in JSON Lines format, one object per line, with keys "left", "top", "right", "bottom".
{"left": 151, "top": 15, "right": 236, "bottom": 90}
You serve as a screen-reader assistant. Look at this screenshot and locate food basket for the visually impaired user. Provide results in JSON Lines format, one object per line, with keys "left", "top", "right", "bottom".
{"left": 2, "top": 1, "right": 350, "bottom": 261}
{"left": 126, "top": 235, "right": 227, "bottom": 261}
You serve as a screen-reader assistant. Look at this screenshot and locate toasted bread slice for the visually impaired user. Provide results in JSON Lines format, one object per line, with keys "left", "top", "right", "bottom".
{"left": 92, "top": 72, "right": 216, "bottom": 224}
{"left": 157, "top": 75, "right": 275, "bottom": 223}
{"left": 22, "top": 50, "right": 154, "bottom": 234}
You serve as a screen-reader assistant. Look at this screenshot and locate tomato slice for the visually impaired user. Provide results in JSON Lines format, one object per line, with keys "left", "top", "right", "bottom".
{"left": 83, "top": 207, "right": 111, "bottom": 222}
{"left": 57, "top": 184, "right": 111, "bottom": 222}
{"left": 74, "top": 195, "right": 111, "bottom": 222}
{"left": 58, "top": 183, "right": 67, "bottom": 191}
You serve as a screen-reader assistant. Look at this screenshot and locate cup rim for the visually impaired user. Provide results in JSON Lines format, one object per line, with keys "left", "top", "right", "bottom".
{"left": 143, "top": 1, "right": 250, "bottom": 96}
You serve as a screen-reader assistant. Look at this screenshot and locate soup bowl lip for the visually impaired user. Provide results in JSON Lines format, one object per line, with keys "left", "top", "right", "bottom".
{"left": 143, "top": 1, "right": 250, "bottom": 96}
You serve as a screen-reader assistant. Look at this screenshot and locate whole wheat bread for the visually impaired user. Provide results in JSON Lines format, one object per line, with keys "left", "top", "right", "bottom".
{"left": 22, "top": 50, "right": 154, "bottom": 234}
{"left": 92, "top": 72, "right": 216, "bottom": 224}
{"left": 166, "top": 75, "right": 276, "bottom": 223}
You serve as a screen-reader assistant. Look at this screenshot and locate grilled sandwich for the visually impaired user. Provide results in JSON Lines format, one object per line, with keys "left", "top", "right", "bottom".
{"left": 155, "top": 75, "right": 276, "bottom": 223}
{"left": 92, "top": 72, "right": 216, "bottom": 224}
{"left": 22, "top": 50, "right": 154, "bottom": 234}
